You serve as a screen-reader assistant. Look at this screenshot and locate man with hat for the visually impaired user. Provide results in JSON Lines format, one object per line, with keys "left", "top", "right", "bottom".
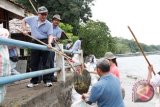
{"left": 49, "top": 14, "right": 63, "bottom": 82}
{"left": 22, "top": 6, "right": 55, "bottom": 87}
{"left": 82, "top": 58, "right": 125, "bottom": 107}
{"left": 52, "top": 14, "right": 62, "bottom": 40}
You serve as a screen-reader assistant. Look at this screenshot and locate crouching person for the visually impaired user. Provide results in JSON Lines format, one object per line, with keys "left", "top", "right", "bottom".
{"left": 82, "top": 58, "right": 125, "bottom": 107}
{"left": 0, "top": 28, "right": 11, "bottom": 104}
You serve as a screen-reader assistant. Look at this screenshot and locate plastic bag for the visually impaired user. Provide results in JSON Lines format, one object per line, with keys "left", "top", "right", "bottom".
{"left": 0, "top": 28, "right": 11, "bottom": 104}
{"left": 71, "top": 100, "right": 95, "bottom": 107}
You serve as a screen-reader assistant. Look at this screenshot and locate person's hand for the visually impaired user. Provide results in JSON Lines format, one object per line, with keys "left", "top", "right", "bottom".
{"left": 53, "top": 37, "right": 57, "bottom": 42}
{"left": 81, "top": 93, "right": 89, "bottom": 100}
{"left": 47, "top": 43, "right": 52, "bottom": 49}
{"left": 81, "top": 94, "right": 86, "bottom": 100}
{"left": 22, "top": 30, "right": 28, "bottom": 36}
{"left": 148, "top": 65, "right": 154, "bottom": 73}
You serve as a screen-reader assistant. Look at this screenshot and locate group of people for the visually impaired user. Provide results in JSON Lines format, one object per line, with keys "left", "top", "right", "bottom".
{"left": 80, "top": 51, "right": 160, "bottom": 107}
{"left": 0, "top": 5, "right": 83, "bottom": 89}
{"left": 22, "top": 6, "right": 83, "bottom": 88}
{"left": 22, "top": 6, "right": 62, "bottom": 87}
{"left": 71, "top": 52, "right": 125, "bottom": 107}
{"left": 2, "top": 5, "right": 160, "bottom": 107}
{"left": 0, "top": 5, "right": 83, "bottom": 104}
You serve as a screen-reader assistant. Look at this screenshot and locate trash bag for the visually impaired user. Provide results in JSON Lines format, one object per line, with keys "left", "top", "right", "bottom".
{"left": 74, "top": 69, "right": 91, "bottom": 95}
{"left": 0, "top": 28, "right": 11, "bottom": 104}
{"left": 71, "top": 100, "right": 96, "bottom": 107}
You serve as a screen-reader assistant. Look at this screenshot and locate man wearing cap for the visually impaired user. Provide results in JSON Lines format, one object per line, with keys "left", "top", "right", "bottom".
{"left": 49, "top": 14, "right": 63, "bottom": 82}
{"left": 22, "top": 6, "right": 55, "bottom": 87}
{"left": 52, "top": 14, "right": 62, "bottom": 40}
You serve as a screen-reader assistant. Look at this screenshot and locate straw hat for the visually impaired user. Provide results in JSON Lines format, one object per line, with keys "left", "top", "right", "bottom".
{"left": 104, "top": 52, "right": 116, "bottom": 59}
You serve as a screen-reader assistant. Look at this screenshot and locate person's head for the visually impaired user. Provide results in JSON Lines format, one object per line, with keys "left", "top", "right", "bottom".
{"left": 52, "top": 14, "right": 61, "bottom": 26}
{"left": 79, "top": 37, "right": 83, "bottom": 40}
{"left": 37, "top": 6, "right": 48, "bottom": 22}
{"left": 89, "top": 54, "right": 96, "bottom": 63}
{"left": 104, "top": 52, "right": 117, "bottom": 66}
{"left": 96, "top": 58, "right": 110, "bottom": 77}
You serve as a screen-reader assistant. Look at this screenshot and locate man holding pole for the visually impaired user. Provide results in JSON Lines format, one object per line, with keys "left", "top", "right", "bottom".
{"left": 49, "top": 14, "right": 63, "bottom": 82}
{"left": 22, "top": 6, "right": 55, "bottom": 87}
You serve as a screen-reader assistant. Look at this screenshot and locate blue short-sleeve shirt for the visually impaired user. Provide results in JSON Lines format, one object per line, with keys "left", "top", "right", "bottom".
{"left": 24, "top": 16, "right": 53, "bottom": 39}
{"left": 89, "top": 73, "right": 125, "bottom": 107}
{"left": 53, "top": 25, "right": 62, "bottom": 39}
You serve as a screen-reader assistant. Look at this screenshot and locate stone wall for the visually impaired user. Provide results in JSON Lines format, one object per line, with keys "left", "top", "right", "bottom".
{"left": 1, "top": 73, "right": 73, "bottom": 107}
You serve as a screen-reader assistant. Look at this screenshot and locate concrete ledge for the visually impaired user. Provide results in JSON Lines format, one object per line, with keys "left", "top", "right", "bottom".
{"left": 1, "top": 73, "right": 73, "bottom": 107}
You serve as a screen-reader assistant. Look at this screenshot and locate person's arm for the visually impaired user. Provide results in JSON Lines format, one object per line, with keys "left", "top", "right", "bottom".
{"left": 56, "top": 29, "right": 62, "bottom": 40}
{"left": 47, "top": 23, "right": 55, "bottom": 48}
{"left": 82, "top": 85, "right": 101, "bottom": 104}
{"left": 22, "top": 16, "right": 35, "bottom": 35}
{"left": 21, "top": 19, "right": 28, "bottom": 35}
{"left": 48, "top": 35, "right": 55, "bottom": 49}
{"left": 79, "top": 40, "right": 81, "bottom": 50}
{"left": 147, "top": 65, "right": 153, "bottom": 81}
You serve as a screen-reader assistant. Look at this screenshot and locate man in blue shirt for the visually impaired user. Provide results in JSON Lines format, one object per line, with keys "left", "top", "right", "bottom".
{"left": 49, "top": 14, "right": 63, "bottom": 82}
{"left": 22, "top": 6, "right": 55, "bottom": 87}
{"left": 82, "top": 58, "right": 125, "bottom": 107}
{"left": 52, "top": 14, "right": 62, "bottom": 40}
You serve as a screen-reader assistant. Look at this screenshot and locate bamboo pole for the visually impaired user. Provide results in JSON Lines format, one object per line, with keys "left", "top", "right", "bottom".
{"left": 127, "top": 26, "right": 155, "bottom": 75}
{"left": 28, "top": 0, "right": 38, "bottom": 13}
{"left": 16, "top": 28, "right": 78, "bottom": 72}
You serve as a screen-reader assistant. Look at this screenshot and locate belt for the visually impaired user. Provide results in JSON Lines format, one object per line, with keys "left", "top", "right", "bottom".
{"left": 32, "top": 38, "right": 48, "bottom": 44}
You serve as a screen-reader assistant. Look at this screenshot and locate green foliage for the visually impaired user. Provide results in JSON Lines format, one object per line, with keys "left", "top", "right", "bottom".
{"left": 79, "top": 20, "right": 116, "bottom": 57}
{"left": 59, "top": 23, "right": 78, "bottom": 45}
{"left": 15, "top": 0, "right": 95, "bottom": 35}
{"left": 114, "top": 37, "right": 160, "bottom": 54}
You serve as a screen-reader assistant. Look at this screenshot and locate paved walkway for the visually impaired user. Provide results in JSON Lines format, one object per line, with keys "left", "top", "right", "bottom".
{"left": 2, "top": 79, "right": 58, "bottom": 106}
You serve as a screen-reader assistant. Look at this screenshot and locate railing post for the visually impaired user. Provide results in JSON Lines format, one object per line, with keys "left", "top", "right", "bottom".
{"left": 55, "top": 44, "right": 65, "bottom": 82}
{"left": 79, "top": 50, "right": 84, "bottom": 69}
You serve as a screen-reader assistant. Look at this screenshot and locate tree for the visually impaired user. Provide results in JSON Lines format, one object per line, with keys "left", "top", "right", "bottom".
{"left": 15, "top": 0, "right": 95, "bottom": 35}
{"left": 79, "top": 20, "right": 116, "bottom": 57}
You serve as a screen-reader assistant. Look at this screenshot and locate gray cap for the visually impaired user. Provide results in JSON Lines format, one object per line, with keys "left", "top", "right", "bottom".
{"left": 104, "top": 52, "right": 116, "bottom": 59}
{"left": 52, "top": 14, "right": 61, "bottom": 20}
{"left": 38, "top": 6, "right": 48, "bottom": 13}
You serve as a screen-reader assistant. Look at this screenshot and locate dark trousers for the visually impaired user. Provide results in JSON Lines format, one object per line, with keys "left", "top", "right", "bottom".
{"left": 49, "top": 51, "right": 56, "bottom": 82}
{"left": 30, "top": 39, "right": 53, "bottom": 84}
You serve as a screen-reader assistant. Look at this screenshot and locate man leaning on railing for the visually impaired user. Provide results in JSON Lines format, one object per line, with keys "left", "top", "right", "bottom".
{"left": 22, "top": 6, "right": 56, "bottom": 88}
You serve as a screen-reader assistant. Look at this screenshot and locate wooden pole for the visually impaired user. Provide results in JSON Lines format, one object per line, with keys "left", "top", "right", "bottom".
{"left": 28, "top": 0, "right": 38, "bottom": 13}
{"left": 127, "top": 26, "right": 156, "bottom": 75}
{"left": 16, "top": 28, "right": 77, "bottom": 72}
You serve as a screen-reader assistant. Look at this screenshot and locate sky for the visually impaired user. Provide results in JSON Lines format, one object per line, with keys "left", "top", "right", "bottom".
{"left": 91, "top": 0, "right": 160, "bottom": 45}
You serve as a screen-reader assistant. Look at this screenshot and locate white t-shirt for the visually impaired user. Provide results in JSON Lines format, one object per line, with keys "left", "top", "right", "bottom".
{"left": 70, "top": 40, "right": 81, "bottom": 52}
{"left": 150, "top": 74, "right": 160, "bottom": 87}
